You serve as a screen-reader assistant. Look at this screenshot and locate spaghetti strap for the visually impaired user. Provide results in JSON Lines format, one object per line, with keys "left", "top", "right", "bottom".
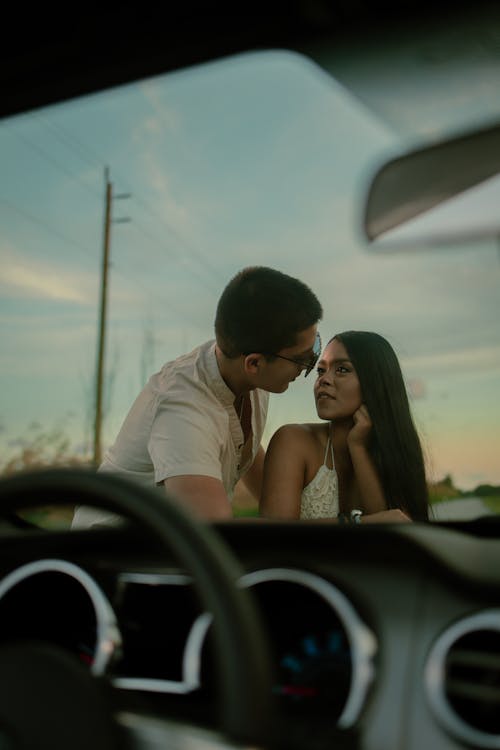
{"left": 300, "top": 424, "right": 339, "bottom": 519}
{"left": 323, "top": 435, "right": 330, "bottom": 463}
{"left": 323, "top": 425, "right": 335, "bottom": 469}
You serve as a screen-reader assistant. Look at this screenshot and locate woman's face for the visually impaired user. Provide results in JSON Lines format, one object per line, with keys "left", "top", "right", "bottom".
{"left": 314, "top": 338, "right": 363, "bottom": 420}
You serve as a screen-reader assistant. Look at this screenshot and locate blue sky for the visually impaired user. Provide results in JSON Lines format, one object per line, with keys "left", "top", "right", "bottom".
{"left": 1, "top": 50, "right": 499, "bottom": 489}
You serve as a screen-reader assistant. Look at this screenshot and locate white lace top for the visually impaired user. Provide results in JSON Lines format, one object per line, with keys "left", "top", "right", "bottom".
{"left": 300, "top": 432, "right": 339, "bottom": 519}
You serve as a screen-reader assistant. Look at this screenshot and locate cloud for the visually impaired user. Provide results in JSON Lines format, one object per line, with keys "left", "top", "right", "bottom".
{"left": 2, "top": 265, "right": 90, "bottom": 304}
{"left": 402, "top": 344, "right": 500, "bottom": 377}
{"left": 138, "top": 81, "right": 181, "bottom": 133}
{"left": 1, "top": 251, "right": 91, "bottom": 303}
{"left": 0, "top": 242, "right": 147, "bottom": 309}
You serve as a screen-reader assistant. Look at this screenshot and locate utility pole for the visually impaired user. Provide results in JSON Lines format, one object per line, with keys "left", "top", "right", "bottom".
{"left": 93, "top": 167, "right": 130, "bottom": 466}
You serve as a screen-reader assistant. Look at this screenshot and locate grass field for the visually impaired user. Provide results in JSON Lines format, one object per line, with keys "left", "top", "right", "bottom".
{"left": 483, "top": 496, "right": 500, "bottom": 514}
{"left": 16, "top": 485, "right": 500, "bottom": 527}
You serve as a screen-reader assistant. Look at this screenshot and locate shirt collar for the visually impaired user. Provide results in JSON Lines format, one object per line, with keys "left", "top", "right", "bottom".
{"left": 204, "top": 340, "right": 237, "bottom": 408}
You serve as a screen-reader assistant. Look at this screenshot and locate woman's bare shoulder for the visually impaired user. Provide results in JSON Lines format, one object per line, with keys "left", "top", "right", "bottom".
{"left": 269, "top": 422, "right": 324, "bottom": 448}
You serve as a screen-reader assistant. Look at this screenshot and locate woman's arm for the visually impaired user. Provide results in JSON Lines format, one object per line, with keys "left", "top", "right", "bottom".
{"left": 241, "top": 445, "right": 266, "bottom": 501}
{"left": 347, "top": 405, "right": 387, "bottom": 514}
{"left": 259, "top": 425, "right": 309, "bottom": 519}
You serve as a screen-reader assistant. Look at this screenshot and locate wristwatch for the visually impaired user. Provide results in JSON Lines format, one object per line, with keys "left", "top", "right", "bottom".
{"left": 350, "top": 509, "right": 363, "bottom": 525}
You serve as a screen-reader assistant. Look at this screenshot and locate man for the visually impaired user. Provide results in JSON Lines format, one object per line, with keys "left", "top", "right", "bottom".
{"left": 72, "top": 266, "right": 323, "bottom": 526}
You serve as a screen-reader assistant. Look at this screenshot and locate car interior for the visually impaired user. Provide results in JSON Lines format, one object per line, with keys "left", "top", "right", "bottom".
{"left": 1, "top": 2, "right": 500, "bottom": 749}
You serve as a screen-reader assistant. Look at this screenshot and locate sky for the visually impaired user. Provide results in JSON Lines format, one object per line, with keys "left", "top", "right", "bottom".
{"left": 1, "top": 48, "right": 500, "bottom": 490}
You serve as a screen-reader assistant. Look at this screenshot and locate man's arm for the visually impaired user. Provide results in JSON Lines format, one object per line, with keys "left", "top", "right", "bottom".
{"left": 348, "top": 443, "right": 387, "bottom": 514}
{"left": 163, "top": 475, "right": 233, "bottom": 520}
{"left": 347, "top": 405, "right": 387, "bottom": 514}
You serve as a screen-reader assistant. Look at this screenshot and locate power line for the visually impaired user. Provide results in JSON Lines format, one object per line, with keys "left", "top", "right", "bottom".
{"left": 1, "top": 117, "right": 219, "bottom": 303}
{"left": 32, "top": 112, "right": 107, "bottom": 169}
{"left": 0, "top": 197, "right": 98, "bottom": 262}
{"left": 0, "top": 196, "right": 208, "bottom": 327}
{"left": 130, "top": 192, "right": 222, "bottom": 284}
{"left": 1, "top": 121, "right": 102, "bottom": 202}
{"left": 22, "top": 113, "right": 224, "bottom": 287}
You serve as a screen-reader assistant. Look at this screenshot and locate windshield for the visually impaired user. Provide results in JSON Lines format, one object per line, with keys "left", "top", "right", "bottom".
{"left": 1, "top": 46, "right": 499, "bottom": 523}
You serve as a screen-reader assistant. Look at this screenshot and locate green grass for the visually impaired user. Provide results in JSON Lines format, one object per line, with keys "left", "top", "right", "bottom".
{"left": 233, "top": 506, "right": 260, "bottom": 518}
{"left": 18, "top": 506, "right": 74, "bottom": 530}
{"left": 483, "top": 496, "right": 500, "bottom": 514}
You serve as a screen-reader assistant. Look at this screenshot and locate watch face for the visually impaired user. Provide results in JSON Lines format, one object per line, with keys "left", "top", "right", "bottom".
{"left": 350, "top": 511, "right": 363, "bottom": 524}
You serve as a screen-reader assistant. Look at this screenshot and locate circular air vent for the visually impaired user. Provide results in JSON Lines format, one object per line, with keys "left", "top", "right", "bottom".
{"left": 425, "top": 609, "right": 500, "bottom": 749}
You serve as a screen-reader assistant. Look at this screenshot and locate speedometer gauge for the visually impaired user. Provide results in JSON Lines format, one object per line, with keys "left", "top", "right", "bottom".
{"left": 277, "top": 626, "right": 352, "bottom": 716}
{"left": 239, "top": 568, "right": 377, "bottom": 728}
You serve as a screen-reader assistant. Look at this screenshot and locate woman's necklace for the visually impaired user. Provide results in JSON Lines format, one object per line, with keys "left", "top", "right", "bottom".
{"left": 235, "top": 394, "right": 245, "bottom": 421}
{"left": 236, "top": 394, "right": 251, "bottom": 444}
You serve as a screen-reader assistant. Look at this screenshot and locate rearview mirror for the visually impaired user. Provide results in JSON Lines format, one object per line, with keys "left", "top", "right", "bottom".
{"left": 363, "top": 120, "right": 500, "bottom": 248}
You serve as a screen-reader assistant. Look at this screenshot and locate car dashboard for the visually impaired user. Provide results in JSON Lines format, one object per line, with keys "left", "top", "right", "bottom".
{"left": 2, "top": 515, "right": 500, "bottom": 750}
{"left": 1, "top": 4, "right": 500, "bottom": 749}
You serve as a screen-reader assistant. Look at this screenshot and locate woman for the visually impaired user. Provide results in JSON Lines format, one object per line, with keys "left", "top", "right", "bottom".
{"left": 260, "top": 331, "right": 429, "bottom": 522}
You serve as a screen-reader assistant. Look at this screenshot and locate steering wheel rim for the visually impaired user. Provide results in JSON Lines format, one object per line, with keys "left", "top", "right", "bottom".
{"left": 0, "top": 467, "right": 273, "bottom": 745}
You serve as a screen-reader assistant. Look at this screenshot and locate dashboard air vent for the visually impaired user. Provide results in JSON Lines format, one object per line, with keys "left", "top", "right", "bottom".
{"left": 425, "top": 609, "right": 500, "bottom": 749}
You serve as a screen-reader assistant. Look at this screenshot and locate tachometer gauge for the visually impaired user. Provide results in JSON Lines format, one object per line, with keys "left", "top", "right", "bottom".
{"left": 0, "top": 560, "right": 121, "bottom": 676}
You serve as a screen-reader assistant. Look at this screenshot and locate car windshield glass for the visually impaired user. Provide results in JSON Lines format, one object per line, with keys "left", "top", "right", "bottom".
{"left": 1, "top": 46, "right": 499, "bottom": 524}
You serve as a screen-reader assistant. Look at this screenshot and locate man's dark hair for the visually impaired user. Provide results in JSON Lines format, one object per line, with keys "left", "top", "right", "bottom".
{"left": 215, "top": 266, "right": 323, "bottom": 357}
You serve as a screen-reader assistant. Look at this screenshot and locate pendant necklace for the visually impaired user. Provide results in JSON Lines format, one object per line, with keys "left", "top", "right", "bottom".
{"left": 236, "top": 394, "right": 245, "bottom": 422}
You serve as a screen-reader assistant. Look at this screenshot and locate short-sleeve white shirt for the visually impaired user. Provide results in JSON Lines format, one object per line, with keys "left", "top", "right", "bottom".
{"left": 72, "top": 341, "right": 268, "bottom": 527}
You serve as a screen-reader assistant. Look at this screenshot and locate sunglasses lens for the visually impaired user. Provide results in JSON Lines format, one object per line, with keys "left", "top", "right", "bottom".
{"left": 303, "top": 333, "right": 321, "bottom": 377}
{"left": 305, "top": 358, "right": 317, "bottom": 377}
{"left": 313, "top": 332, "right": 322, "bottom": 356}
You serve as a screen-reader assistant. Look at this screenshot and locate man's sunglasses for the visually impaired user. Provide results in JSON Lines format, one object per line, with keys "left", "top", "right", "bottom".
{"left": 271, "top": 331, "right": 322, "bottom": 378}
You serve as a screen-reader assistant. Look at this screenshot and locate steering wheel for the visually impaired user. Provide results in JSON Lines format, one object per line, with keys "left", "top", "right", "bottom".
{"left": 0, "top": 467, "right": 273, "bottom": 749}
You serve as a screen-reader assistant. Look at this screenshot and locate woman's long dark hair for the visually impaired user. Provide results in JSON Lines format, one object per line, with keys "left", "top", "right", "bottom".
{"left": 333, "top": 331, "right": 429, "bottom": 521}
